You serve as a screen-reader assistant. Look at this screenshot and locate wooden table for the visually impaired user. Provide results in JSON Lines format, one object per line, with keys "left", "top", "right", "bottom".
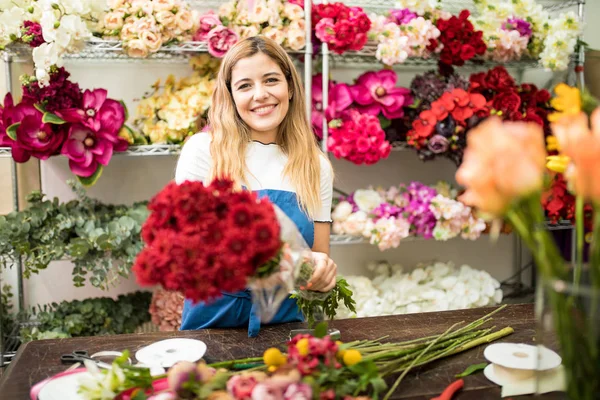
{"left": 0, "top": 303, "right": 565, "bottom": 399}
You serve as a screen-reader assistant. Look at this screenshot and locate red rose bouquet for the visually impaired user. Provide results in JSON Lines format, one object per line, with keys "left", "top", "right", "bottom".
{"left": 313, "top": 2, "right": 370, "bottom": 54}
{"left": 434, "top": 10, "right": 486, "bottom": 67}
{"left": 133, "top": 178, "right": 355, "bottom": 325}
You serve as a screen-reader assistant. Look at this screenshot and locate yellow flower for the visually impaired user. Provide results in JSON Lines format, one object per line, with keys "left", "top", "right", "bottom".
{"left": 546, "top": 135, "right": 560, "bottom": 152}
{"left": 546, "top": 155, "right": 571, "bottom": 173}
{"left": 343, "top": 349, "right": 362, "bottom": 366}
{"left": 263, "top": 348, "right": 286, "bottom": 367}
{"left": 296, "top": 338, "right": 310, "bottom": 356}
{"left": 549, "top": 83, "right": 581, "bottom": 122}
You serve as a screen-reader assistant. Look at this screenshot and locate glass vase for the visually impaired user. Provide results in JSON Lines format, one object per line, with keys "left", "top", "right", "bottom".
{"left": 536, "top": 276, "right": 600, "bottom": 400}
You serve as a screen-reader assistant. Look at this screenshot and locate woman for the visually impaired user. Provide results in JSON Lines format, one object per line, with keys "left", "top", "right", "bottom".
{"left": 175, "top": 36, "right": 337, "bottom": 337}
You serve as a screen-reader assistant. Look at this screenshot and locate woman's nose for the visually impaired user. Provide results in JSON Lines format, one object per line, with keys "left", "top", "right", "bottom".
{"left": 253, "top": 85, "right": 269, "bottom": 100}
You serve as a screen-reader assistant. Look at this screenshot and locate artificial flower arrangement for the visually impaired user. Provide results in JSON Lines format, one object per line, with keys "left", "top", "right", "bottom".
{"left": 471, "top": 0, "right": 582, "bottom": 70}
{"left": 336, "top": 260, "right": 502, "bottom": 319}
{"left": 331, "top": 182, "right": 486, "bottom": 250}
{"left": 133, "top": 178, "right": 355, "bottom": 329}
{"left": 311, "top": 69, "right": 413, "bottom": 165}
{"left": 195, "top": 0, "right": 306, "bottom": 58}
{"left": 0, "top": 0, "right": 103, "bottom": 85}
{"left": 405, "top": 66, "right": 552, "bottom": 165}
{"left": 455, "top": 82, "right": 600, "bottom": 399}
{"left": 134, "top": 54, "right": 219, "bottom": 144}
{"left": 369, "top": 0, "right": 581, "bottom": 71}
{"left": 0, "top": 66, "right": 131, "bottom": 186}
{"left": 311, "top": 2, "right": 371, "bottom": 55}
{"left": 99, "top": 0, "right": 199, "bottom": 58}
{"left": 76, "top": 308, "right": 513, "bottom": 400}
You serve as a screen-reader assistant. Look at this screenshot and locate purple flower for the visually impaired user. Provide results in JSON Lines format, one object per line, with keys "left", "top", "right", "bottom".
{"left": 373, "top": 203, "right": 403, "bottom": 219}
{"left": 398, "top": 182, "right": 438, "bottom": 239}
{"left": 389, "top": 8, "right": 417, "bottom": 25}
{"left": 427, "top": 134, "right": 450, "bottom": 154}
{"left": 502, "top": 18, "right": 532, "bottom": 37}
{"left": 351, "top": 70, "right": 413, "bottom": 119}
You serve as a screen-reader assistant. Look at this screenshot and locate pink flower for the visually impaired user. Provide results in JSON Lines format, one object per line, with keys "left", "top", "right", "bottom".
{"left": 286, "top": 0, "right": 304, "bottom": 8}
{"left": 315, "top": 18, "right": 336, "bottom": 43}
{"left": 11, "top": 103, "right": 65, "bottom": 161}
{"left": 207, "top": 26, "right": 239, "bottom": 58}
{"left": 0, "top": 93, "right": 17, "bottom": 147}
{"left": 350, "top": 69, "right": 413, "bottom": 119}
{"left": 58, "top": 89, "right": 125, "bottom": 135}
{"left": 251, "top": 383, "right": 285, "bottom": 400}
{"left": 167, "top": 361, "right": 200, "bottom": 395}
{"left": 227, "top": 374, "right": 261, "bottom": 400}
{"left": 311, "top": 74, "right": 352, "bottom": 139}
{"left": 283, "top": 383, "right": 312, "bottom": 400}
{"left": 61, "top": 122, "right": 127, "bottom": 177}
{"left": 193, "top": 12, "right": 222, "bottom": 41}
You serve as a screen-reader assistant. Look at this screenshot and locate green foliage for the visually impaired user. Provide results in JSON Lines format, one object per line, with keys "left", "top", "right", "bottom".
{"left": 1, "top": 284, "right": 16, "bottom": 346}
{"left": 293, "top": 278, "right": 357, "bottom": 327}
{"left": 19, "top": 291, "right": 152, "bottom": 342}
{"left": 0, "top": 180, "right": 149, "bottom": 289}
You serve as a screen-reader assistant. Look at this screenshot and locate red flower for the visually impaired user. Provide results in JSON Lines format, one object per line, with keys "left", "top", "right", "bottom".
{"left": 436, "top": 10, "right": 486, "bottom": 67}
{"left": 314, "top": 2, "right": 370, "bottom": 54}
{"left": 133, "top": 179, "right": 284, "bottom": 303}
{"left": 492, "top": 91, "right": 522, "bottom": 115}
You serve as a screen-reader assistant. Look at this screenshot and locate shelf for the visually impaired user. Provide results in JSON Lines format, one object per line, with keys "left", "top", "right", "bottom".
{"left": 342, "top": 0, "right": 582, "bottom": 14}
{"left": 329, "top": 42, "right": 543, "bottom": 70}
{"left": 2, "top": 39, "right": 305, "bottom": 63}
{"left": 0, "top": 145, "right": 183, "bottom": 158}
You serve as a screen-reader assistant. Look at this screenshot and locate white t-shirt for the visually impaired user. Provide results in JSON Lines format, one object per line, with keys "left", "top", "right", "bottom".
{"left": 175, "top": 133, "right": 334, "bottom": 222}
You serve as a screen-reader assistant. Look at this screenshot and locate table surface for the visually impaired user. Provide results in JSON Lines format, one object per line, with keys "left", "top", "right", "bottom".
{"left": 0, "top": 303, "right": 565, "bottom": 400}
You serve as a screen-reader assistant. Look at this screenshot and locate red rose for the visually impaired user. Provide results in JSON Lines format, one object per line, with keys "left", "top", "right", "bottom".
{"left": 459, "top": 9, "right": 471, "bottom": 20}
{"left": 536, "top": 89, "right": 551, "bottom": 104}
{"left": 492, "top": 91, "right": 522, "bottom": 115}
{"left": 350, "top": 32, "right": 367, "bottom": 51}
{"left": 486, "top": 67, "right": 516, "bottom": 92}
{"left": 460, "top": 44, "right": 476, "bottom": 61}
{"left": 317, "top": 3, "right": 341, "bottom": 18}
{"left": 355, "top": 13, "right": 371, "bottom": 33}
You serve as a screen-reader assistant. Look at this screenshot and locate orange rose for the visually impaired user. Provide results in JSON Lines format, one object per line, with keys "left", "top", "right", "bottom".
{"left": 456, "top": 117, "right": 546, "bottom": 217}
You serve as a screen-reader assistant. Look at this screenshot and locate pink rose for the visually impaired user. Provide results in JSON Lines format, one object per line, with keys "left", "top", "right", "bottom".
{"left": 207, "top": 26, "right": 239, "bottom": 58}
{"left": 315, "top": 18, "right": 336, "bottom": 43}
{"left": 227, "top": 375, "right": 261, "bottom": 400}
{"left": 283, "top": 383, "right": 312, "bottom": 400}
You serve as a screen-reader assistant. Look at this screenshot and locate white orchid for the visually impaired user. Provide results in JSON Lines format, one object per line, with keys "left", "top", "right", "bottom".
{"left": 336, "top": 261, "right": 503, "bottom": 319}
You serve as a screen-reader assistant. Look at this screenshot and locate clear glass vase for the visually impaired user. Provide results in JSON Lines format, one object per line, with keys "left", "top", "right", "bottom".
{"left": 536, "top": 276, "right": 600, "bottom": 399}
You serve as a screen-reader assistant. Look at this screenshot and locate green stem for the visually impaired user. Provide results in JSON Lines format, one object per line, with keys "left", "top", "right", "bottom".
{"left": 382, "top": 322, "right": 461, "bottom": 400}
{"left": 207, "top": 357, "right": 264, "bottom": 369}
{"left": 575, "top": 196, "right": 584, "bottom": 288}
{"left": 589, "top": 202, "right": 600, "bottom": 290}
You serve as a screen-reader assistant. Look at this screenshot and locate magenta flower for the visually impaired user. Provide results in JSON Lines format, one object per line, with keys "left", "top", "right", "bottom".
{"left": 389, "top": 9, "right": 417, "bottom": 24}
{"left": 311, "top": 74, "right": 352, "bottom": 139}
{"left": 12, "top": 103, "right": 65, "bottom": 161}
{"left": 58, "top": 89, "right": 125, "bottom": 135}
{"left": 21, "top": 20, "right": 44, "bottom": 47}
{"left": 207, "top": 26, "right": 239, "bottom": 58}
{"left": 227, "top": 374, "right": 261, "bottom": 399}
{"left": 193, "top": 12, "right": 222, "bottom": 42}
{"left": 0, "top": 93, "right": 17, "bottom": 147}
{"left": 350, "top": 69, "right": 413, "bottom": 119}
{"left": 61, "top": 123, "right": 127, "bottom": 177}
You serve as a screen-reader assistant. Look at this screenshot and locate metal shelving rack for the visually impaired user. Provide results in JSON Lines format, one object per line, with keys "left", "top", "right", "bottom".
{"left": 0, "top": 0, "right": 588, "bottom": 366}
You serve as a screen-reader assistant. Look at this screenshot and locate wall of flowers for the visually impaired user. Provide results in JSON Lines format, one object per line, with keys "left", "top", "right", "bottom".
{"left": 0, "top": 0, "right": 587, "bottom": 327}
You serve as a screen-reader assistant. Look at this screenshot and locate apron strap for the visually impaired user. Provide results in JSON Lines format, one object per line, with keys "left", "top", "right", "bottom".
{"left": 248, "top": 302, "right": 261, "bottom": 338}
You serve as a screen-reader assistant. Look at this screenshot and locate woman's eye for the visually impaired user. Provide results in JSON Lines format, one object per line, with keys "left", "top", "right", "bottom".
{"left": 238, "top": 83, "right": 250, "bottom": 90}
{"left": 266, "top": 78, "right": 279, "bottom": 84}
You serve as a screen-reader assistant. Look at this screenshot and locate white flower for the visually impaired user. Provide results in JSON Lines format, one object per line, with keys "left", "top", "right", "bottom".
{"left": 341, "top": 211, "right": 368, "bottom": 236}
{"left": 353, "top": 189, "right": 383, "bottom": 213}
{"left": 332, "top": 201, "right": 354, "bottom": 222}
{"left": 32, "top": 42, "right": 62, "bottom": 86}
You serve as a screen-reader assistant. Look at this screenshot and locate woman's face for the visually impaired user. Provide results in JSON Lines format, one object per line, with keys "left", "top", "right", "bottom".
{"left": 230, "top": 52, "right": 290, "bottom": 142}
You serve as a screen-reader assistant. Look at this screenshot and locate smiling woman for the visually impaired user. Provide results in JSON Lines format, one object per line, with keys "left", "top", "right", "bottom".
{"left": 174, "top": 36, "right": 336, "bottom": 337}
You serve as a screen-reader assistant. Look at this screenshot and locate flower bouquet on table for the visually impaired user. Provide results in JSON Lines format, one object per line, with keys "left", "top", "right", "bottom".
{"left": 331, "top": 182, "right": 486, "bottom": 250}
{"left": 76, "top": 307, "right": 514, "bottom": 400}
{"left": 99, "top": 0, "right": 198, "bottom": 58}
{"left": 0, "top": 66, "right": 131, "bottom": 186}
{"left": 132, "top": 178, "right": 355, "bottom": 329}
{"left": 454, "top": 83, "right": 600, "bottom": 399}
{"left": 195, "top": 0, "right": 307, "bottom": 57}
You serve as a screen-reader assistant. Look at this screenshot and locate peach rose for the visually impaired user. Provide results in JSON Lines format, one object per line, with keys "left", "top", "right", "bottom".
{"left": 283, "top": 3, "right": 304, "bottom": 21}
{"left": 135, "top": 16, "right": 158, "bottom": 33}
{"left": 107, "top": 0, "right": 125, "bottom": 9}
{"left": 175, "top": 9, "right": 195, "bottom": 32}
{"left": 261, "top": 26, "right": 285, "bottom": 45}
{"left": 141, "top": 30, "right": 162, "bottom": 53}
{"left": 286, "top": 27, "right": 306, "bottom": 50}
{"left": 103, "top": 11, "right": 125, "bottom": 31}
{"left": 155, "top": 10, "right": 176, "bottom": 29}
{"left": 125, "top": 39, "right": 149, "bottom": 58}
{"left": 120, "top": 22, "right": 138, "bottom": 40}
{"left": 153, "top": 0, "right": 176, "bottom": 12}
{"left": 456, "top": 117, "right": 546, "bottom": 217}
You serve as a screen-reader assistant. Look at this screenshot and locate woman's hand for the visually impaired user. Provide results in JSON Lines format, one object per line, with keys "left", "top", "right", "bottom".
{"left": 308, "top": 251, "right": 337, "bottom": 292}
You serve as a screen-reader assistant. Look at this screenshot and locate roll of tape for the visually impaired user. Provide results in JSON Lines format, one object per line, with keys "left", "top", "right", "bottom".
{"left": 484, "top": 343, "right": 561, "bottom": 371}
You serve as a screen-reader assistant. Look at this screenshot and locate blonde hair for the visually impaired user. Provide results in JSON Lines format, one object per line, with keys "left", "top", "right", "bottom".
{"left": 207, "top": 36, "right": 329, "bottom": 218}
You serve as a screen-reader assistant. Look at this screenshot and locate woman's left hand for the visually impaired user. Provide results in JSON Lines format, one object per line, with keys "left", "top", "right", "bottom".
{"left": 308, "top": 251, "right": 337, "bottom": 292}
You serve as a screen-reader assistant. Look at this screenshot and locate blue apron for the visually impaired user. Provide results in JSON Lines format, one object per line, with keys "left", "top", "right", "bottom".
{"left": 180, "top": 189, "right": 314, "bottom": 337}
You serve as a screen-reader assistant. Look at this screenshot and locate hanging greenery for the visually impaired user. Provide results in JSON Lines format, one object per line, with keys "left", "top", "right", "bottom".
{"left": 0, "top": 181, "right": 149, "bottom": 289}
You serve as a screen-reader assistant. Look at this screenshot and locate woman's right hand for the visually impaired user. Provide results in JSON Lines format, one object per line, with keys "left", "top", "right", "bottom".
{"left": 307, "top": 251, "right": 338, "bottom": 292}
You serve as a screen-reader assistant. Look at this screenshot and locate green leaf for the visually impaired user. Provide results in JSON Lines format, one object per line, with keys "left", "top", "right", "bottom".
{"left": 96, "top": 234, "right": 112, "bottom": 250}
{"left": 378, "top": 115, "right": 391, "bottom": 130}
{"left": 6, "top": 123, "right": 19, "bottom": 140}
{"left": 120, "top": 100, "right": 129, "bottom": 121}
{"left": 455, "top": 362, "right": 488, "bottom": 378}
{"left": 314, "top": 321, "right": 328, "bottom": 338}
{"left": 34, "top": 103, "right": 46, "bottom": 113}
{"left": 42, "top": 112, "right": 66, "bottom": 125}
{"left": 77, "top": 165, "right": 103, "bottom": 187}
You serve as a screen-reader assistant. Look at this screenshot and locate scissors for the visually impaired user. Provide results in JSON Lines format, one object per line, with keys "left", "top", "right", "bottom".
{"left": 60, "top": 350, "right": 112, "bottom": 369}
